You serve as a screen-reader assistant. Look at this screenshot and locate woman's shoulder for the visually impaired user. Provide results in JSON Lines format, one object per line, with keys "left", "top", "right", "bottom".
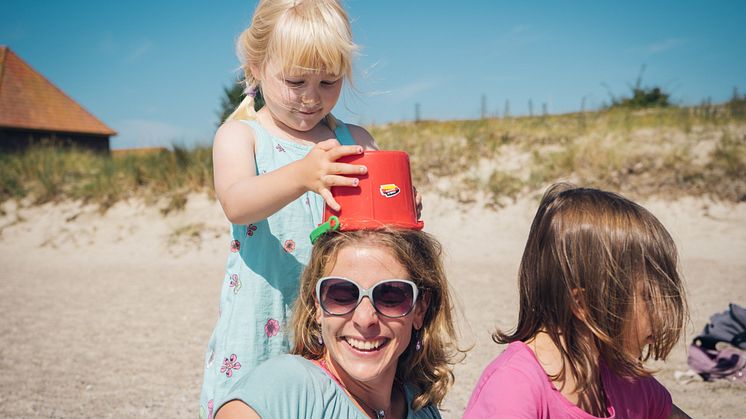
{"left": 219, "top": 355, "right": 349, "bottom": 418}
{"left": 223, "top": 355, "right": 326, "bottom": 401}
{"left": 251, "top": 354, "right": 324, "bottom": 380}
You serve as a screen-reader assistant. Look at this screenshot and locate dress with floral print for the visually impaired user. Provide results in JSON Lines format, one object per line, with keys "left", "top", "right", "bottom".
{"left": 200, "top": 119, "right": 355, "bottom": 413}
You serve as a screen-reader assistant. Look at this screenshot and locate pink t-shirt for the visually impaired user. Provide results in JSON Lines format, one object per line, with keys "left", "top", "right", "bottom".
{"left": 464, "top": 341, "right": 672, "bottom": 418}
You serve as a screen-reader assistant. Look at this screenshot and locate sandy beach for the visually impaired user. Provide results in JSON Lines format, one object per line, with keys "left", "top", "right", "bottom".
{"left": 1, "top": 192, "right": 744, "bottom": 418}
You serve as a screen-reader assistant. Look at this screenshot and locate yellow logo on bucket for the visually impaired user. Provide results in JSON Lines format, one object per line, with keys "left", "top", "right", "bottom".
{"left": 380, "top": 184, "right": 401, "bottom": 198}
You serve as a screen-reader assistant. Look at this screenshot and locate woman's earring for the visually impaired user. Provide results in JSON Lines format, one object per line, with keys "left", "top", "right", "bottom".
{"left": 317, "top": 334, "right": 324, "bottom": 346}
{"left": 415, "top": 329, "right": 422, "bottom": 352}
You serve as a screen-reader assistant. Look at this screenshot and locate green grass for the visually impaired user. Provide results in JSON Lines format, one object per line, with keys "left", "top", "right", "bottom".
{"left": 1, "top": 105, "right": 744, "bottom": 211}
{"left": 371, "top": 105, "right": 746, "bottom": 203}
{"left": 0, "top": 145, "right": 213, "bottom": 211}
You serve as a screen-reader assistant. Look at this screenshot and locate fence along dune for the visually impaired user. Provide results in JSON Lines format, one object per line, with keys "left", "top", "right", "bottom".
{"left": 1, "top": 104, "right": 744, "bottom": 213}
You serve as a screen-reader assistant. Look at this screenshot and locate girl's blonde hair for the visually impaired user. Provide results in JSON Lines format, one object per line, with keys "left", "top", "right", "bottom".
{"left": 227, "top": 0, "right": 357, "bottom": 128}
{"left": 291, "top": 229, "right": 462, "bottom": 410}
{"left": 494, "top": 183, "right": 687, "bottom": 415}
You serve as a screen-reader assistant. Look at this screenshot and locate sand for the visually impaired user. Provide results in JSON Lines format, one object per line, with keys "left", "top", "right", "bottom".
{"left": 1, "top": 192, "right": 744, "bottom": 418}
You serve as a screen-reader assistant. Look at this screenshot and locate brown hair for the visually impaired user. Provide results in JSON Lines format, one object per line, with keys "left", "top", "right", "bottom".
{"left": 291, "top": 228, "right": 461, "bottom": 410}
{"left": 494, "top": 183, "right": 687, "bottom": 415}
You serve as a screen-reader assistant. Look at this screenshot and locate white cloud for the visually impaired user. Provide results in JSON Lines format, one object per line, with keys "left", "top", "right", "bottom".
{"left": 500, "top": 25, "right": 539, "bottom": 47}
{"left": 97, "top": 34, "right": 117, "bottom": 54}
{"left": 127, "top": 40, "right": 154, "bottom": 62}
{"left": 0, "top": 23, "right": 28, "bottom": 41}
{"left": 488, "top": 24, "right": 542, "bottom": 57}
{"left": 96, "top": 35, "right": 154, "bottom": 62}
{"left": 391, "top": 79, "right": 439, "bottom": 101}
{"left": 647, "top": 38, "right": 686, "bottom": 54}
{"left": 359, "top": 79, "right": 440, "bottom": 104}
{"left": 510, "top": 25, "right": 531, "bottom": 35}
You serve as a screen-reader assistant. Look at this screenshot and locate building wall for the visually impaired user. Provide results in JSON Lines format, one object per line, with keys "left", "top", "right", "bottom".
{"left": 0, "top": 128, "right": 110, "bottom": 153}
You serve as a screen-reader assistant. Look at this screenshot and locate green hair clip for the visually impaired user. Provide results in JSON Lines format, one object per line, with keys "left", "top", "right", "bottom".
{"left": 310, "top": 215, "right": 340, "bottom": 244}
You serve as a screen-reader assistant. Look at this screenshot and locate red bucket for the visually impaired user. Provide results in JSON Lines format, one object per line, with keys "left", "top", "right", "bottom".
{"left": 311, "top": 151, "right": 423, "bottom": 242}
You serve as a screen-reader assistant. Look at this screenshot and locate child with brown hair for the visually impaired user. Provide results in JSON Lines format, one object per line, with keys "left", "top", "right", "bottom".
{"left": 465, "top": 183, "right": 691, "bottom": 418}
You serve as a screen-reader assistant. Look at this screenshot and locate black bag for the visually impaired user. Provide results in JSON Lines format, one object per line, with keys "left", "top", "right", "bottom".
{"left": 687, "top": 303, "right": 746, "bottom": 383}
{"left": 693, "top": 303, "right": 746, "bottom": 350}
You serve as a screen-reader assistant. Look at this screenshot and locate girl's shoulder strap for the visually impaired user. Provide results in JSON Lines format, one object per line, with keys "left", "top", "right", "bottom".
{"left": 236, "top": 119, "right": 271, "bottom": 166}
{"left": 238, "top": 119, "right": 273, "bottom": 145}
{"left": 332, "top": 119, "right": 356, "bottom": 146}
{"left": 237, "top": 119, "right": 263, "bottom": 138}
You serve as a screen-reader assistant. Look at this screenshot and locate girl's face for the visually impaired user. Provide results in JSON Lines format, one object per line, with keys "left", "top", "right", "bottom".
{"left": 255, "top": 63, "right": 343, "bottom": 133}
{"left": 315, "top": 244, "right": 426, "bottom": 386}
{"left": 621, "top": 283, "right": 653, "bottom": 359}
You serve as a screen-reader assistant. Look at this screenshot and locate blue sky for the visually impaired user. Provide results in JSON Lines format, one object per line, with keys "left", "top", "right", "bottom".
{"left": 2, "top": 1, "right": 745, "bottom": 149}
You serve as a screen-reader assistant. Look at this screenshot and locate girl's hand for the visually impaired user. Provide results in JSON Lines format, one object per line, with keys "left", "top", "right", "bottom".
{"left": 297, "top": 139, "right": 367, "bottom": 211}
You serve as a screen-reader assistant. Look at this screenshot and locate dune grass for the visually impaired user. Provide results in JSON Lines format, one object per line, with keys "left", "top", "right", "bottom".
{"left": 1, "top": 106, "right": 744, "bottom": 212}
{"left": 371, "top": 106, "right": 746, "bottom": 206}
{"left": 0, "top": 145, "right": 213, "bottom": 211}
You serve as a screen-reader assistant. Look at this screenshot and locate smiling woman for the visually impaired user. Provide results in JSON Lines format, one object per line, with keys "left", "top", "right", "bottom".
{"left": 214, "top": 228, "right": 460, "bottom": 418}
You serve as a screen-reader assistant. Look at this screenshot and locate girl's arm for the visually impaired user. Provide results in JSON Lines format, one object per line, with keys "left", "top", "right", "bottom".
{"left": 213, "top": 121, "right": 366, "bottom": 225}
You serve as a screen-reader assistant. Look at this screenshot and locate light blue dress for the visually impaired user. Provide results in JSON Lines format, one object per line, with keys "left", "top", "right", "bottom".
{"left": 199, "top": 119, "right": 356, "bottom": 418}
{"left": 217, "top": 354, "right": 441, "bottom": 419}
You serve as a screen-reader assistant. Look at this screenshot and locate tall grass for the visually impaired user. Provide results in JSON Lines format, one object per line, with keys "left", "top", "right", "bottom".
{"left": 1, "top": 105, "right": 744, "bottom": 211}
{"left": 0, "top": 145, "right": 213, "bottom": 210}
{"left": 371, "top": 105, "right": 746, "bottom": 205}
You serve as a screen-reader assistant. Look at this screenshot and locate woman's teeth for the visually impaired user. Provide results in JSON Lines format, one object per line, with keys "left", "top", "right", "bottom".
{"left": 345, "top": 337, "right": 385, "bottom": 351}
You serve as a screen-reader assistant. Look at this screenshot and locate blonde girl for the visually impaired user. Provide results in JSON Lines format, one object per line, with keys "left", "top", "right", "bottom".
{"left": 465, "top": 183, "right": 691, "bottom": 418}
{"left": 201, "top": 0, "right": 378, "bottom": 415}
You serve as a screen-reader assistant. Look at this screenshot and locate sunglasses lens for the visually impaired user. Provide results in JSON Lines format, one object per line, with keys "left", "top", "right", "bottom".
{"left": 372, "top": 281, "right": 415, "bottom": 317}
{"left": 320, "top": 278, "right": 359, "bottom": 315}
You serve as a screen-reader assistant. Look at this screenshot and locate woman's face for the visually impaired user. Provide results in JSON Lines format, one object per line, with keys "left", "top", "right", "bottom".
{"left": 316, "top": 244, "right": 427, "bottom": 385}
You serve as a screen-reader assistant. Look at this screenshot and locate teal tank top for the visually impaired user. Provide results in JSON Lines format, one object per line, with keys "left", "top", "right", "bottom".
{"left": 218, "top": 355, "right": 442, "bottom": 419}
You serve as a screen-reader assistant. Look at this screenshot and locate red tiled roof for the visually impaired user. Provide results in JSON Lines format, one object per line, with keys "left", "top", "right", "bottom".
{"left": 0, "top": 46, "right": 116, "bottom": 136}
